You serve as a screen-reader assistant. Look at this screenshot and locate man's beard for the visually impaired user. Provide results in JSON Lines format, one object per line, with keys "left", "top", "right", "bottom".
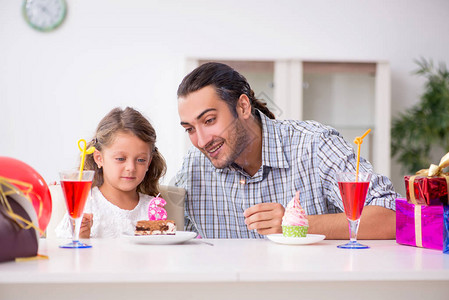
{"left": 205, "top": 118, "right": 251, "bottom": 169}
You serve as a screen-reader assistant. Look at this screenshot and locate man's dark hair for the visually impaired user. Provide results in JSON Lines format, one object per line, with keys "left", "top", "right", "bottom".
{"left": 177, "top": 62, "right": 275, "bottom": 119}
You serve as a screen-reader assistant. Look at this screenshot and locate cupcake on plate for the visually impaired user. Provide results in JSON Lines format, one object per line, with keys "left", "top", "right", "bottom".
{"left": 282, "top": 191, "right": 309, "bottom": 237}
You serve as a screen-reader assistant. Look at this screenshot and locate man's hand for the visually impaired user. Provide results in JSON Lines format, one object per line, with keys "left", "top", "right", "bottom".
{"left": 79, "top": 213, "right": 93, "bottom": 239}
{"left": 243, "top": 203, "right": 285, "bottom": 235}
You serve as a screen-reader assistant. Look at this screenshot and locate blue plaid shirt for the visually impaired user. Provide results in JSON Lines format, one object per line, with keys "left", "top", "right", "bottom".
{"left": 175, "top": 110, "right": 399, "bottom": 239}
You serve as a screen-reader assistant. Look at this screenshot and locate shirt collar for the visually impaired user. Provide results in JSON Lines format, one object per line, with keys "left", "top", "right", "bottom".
{"left": 258, "top": 110, "right": 290, "bottom": 169}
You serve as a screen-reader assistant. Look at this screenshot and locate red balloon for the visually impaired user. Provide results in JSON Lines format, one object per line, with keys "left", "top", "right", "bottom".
{"left": 0, "top": 157, "right": 52, "bottom": 235}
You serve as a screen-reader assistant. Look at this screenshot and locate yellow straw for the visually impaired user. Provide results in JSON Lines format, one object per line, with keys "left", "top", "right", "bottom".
{"left": 77, "top": 139, "right": 95, "bottom": 181}
{"left": 353, "top": 129, "right": 371, "bottom": 182}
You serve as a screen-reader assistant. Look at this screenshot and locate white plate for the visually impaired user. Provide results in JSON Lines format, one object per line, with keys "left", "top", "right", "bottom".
{"left": 266, "top": 234, "right": 326, "bottom": 245}
{"left": 122, "top": 231, "right": 197, "bottom": 245}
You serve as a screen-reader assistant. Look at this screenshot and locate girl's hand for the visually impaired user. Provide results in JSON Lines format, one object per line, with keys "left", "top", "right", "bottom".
{"left": 79, "top": 213, "right": 93, "bottom": 238}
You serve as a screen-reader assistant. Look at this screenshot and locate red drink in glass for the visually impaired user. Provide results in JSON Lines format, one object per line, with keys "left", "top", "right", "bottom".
{"left": 61, "top": 180, "right": 92, "bottom": 219}
{"left": 59, "top": 170, "right": 94, "bottom": 249}
{"left": 337, "top": 172, "right": 371, "bottom": 249}
{"left": 338, "top": 181, "right": 370, "bottom": 221}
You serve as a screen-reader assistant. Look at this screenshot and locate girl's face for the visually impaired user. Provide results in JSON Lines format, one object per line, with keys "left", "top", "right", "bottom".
{"left": 94, "top": 131, "right": 152, "bottom": 194}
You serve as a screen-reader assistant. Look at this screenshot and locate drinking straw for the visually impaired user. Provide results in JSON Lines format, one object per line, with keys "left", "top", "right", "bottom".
{"left": 77, "top": 139, "right": 95, "bottom": 181}
{"left": 353, "top": 129, "right": 371, "bottom": 182}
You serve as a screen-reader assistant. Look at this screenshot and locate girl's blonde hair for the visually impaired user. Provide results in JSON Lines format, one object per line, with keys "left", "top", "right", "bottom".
{"left": 84, "top": 107, "right": 166, "bottom": 196}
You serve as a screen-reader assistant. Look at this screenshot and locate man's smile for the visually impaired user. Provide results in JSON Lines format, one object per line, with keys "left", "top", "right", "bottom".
{"left": 205, "top": 140, "right": 224, "bottom": 156}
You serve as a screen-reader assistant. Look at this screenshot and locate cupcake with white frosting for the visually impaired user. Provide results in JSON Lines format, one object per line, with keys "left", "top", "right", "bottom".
{"left": 282, "top": 191, "right": 309, "bottom": 237}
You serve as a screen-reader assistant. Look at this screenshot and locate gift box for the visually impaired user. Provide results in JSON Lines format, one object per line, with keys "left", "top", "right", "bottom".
{"left": 404, "top": 152, "right": 449, "bottom": 206}
{"left": 396, "top": 198, "right": 443, "bottom": 250}
{"left": 404, "top": 175, "right": 448, "bottom": 206}
{"left": 444, "top": 205, "right": 449, "bottom": 254}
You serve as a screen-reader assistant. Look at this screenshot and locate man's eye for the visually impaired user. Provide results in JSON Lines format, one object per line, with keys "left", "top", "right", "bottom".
{"left": 205, "top": 118, "right": 215, "bottom": 124}
{"left": 185, "top": 127, "right": 194, "bottom": 133}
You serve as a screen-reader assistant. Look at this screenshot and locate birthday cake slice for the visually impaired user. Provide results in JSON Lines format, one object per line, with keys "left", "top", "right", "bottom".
{"left": 134, "top": 194, "right": 176, "bottom": 235}
{"left": 134, "top": 220, "right": 176, "bottom": 235}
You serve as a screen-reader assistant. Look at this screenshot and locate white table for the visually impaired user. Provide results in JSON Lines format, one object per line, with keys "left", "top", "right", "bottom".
{"left": 1, "top": 238, "right": 449, "bottom": 300}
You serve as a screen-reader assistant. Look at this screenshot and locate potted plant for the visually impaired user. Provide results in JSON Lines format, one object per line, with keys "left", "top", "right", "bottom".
{"left": 391, "top": 58, "right": 449, "bottom": 173}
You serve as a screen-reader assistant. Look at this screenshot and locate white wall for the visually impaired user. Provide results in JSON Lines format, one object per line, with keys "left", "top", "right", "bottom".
{"left": 1, "top": 0, "right": 449, "bottom": 195}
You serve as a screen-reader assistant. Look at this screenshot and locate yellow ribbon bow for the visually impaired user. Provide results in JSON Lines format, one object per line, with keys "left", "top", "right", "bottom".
{"left": 415, "top": 152, "right": 449, "bottom": 177}
{"left": 0, "top": 177, "right": 44, "bottom": 236}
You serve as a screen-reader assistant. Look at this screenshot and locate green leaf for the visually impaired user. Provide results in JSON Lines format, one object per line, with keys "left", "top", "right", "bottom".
{"left": 391, "top": 58, "right": 449, "bottom": 174}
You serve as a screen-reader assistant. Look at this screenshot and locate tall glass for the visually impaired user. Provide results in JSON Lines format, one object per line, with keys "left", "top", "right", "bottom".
{"left": 337, "top": 172, "right": 371, "bottom": 249}
{"left": 59, "top": 170, "right": 94, "bottom": 249}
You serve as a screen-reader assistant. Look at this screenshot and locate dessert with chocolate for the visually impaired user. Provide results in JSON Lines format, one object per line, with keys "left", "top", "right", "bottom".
{"left": 134, "top": 220, "right": 176, "bottom": 235}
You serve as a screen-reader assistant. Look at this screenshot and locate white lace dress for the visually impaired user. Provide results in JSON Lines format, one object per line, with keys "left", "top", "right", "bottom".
{"left": 55, "top": 186, "right": 152, "bottom": 238}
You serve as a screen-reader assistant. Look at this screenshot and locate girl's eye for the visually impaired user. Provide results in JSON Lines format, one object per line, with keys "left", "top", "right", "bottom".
{"left": 115, "top": 157, "right": 125, "bottom": 162}
{"left": 137, "top": 158, "right": 147, "bottom": 163}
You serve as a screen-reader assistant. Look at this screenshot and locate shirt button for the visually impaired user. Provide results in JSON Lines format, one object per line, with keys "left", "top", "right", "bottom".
{"left": 239, "top": 179, "right": 246, "bottom": 185}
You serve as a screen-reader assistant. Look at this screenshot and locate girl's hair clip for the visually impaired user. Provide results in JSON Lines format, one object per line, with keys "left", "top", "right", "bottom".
{"left": 153, "top": 146, "right": 158, "bottom": 153}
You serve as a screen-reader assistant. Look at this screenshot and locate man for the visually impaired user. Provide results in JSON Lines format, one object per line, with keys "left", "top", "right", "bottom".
{"left": 175, "top": 62, "right": 399, "bottom": 239}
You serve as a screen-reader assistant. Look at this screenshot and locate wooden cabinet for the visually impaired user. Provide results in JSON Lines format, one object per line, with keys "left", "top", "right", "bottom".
{"left": 184, "top": 59, "right": 391, "bottom": 177}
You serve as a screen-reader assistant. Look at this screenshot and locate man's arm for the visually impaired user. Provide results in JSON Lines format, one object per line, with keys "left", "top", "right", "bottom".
{"left": 307, "top": 205, "right": 396, "bottom": 239}
{"left": 244, "top": 204, "right": 396, "bottom": 239}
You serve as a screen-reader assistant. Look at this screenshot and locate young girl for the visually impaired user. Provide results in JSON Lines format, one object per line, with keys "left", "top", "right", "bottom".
{"left": 55, "top": 107, "right": 166, "bottom": 238}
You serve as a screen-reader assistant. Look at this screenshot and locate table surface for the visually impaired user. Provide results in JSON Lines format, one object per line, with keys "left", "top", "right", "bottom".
{"left": 1, "top": 237, "right": 449, "bottom": 284}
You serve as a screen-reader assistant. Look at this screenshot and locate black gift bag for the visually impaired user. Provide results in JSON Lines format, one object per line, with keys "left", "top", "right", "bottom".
{"left": 0, "top": 180, "right": 39, "bottom": 263}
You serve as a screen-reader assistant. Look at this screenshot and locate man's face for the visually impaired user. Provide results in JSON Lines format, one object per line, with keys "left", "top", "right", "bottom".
{"left": 178, "top": 86, "right": 250, "bottom": 169}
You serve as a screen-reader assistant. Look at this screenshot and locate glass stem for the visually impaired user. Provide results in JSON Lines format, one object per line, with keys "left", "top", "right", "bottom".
{"left": 348, "top": 219, "right": 360, "bottom": 243}
{"left": 70, "top": 217, "right": 82, "bottom": 243}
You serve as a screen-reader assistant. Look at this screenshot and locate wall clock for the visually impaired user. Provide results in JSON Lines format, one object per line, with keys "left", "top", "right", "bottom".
{"left": 22, "top": 0, "right": 67, "bottom": 32}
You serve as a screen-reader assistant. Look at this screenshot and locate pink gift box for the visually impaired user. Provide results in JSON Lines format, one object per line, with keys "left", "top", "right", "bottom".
{"left": 396, "top": 198, "right": 443, "bottom": 250}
